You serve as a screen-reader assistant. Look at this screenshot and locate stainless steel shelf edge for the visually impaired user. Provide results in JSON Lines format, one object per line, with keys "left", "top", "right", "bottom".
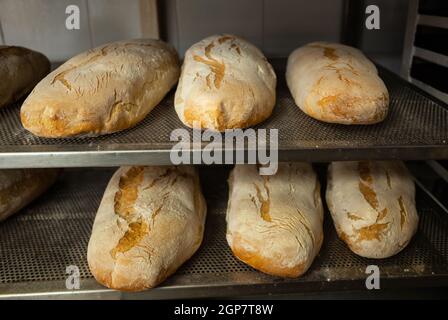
{"left": 4, "top": 275, "right": 448, "bottom": 300}
{"left": 1, "top": 146, "right": 448, "bottom": 169}
{"left": 0, "top": 279, "right": 119, "bottom": 300}
{"left": 418, "top": 15, "right": 448, "bottom": 29}
{"left": 414, "top": 47, "right": 448, "bottom": 68}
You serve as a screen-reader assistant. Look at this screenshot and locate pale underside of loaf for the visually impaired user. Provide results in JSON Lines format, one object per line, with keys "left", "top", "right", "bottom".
{"left": 0, "top": 46, "right": 50, "bottom": 108}
{"left": 87, "top": 165, "right": 206, "bottom": 291}
{"left": 286, "top": 42, "right": 389, "bottom": 124}
{"left": 0, "top": 169, "right": 58, "bottom": 222}
{"left": 226, "top": 163, "right": 323, "bottom": 277}
{"left": 175, "top": 34, "right": 276, "bottom": 131}
{"left": 326, "top": 161, "right": 419, "bottom": 259}
{"left": 20, "top": 39, "right": 180, "bottom": 138}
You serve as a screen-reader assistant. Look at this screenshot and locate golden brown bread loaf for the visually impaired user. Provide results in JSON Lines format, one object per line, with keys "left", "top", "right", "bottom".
{"left": 87, "top": 166, "right": 207, "bottom": 291}
{"left": 226, "top": 163, "right": 323, "bottom": 277}
{"left": 286, "top": 42, "right": 389, "bottom": 124}
{"left": 0, "top": 46, "right": 50, "bottom": 108}
{"left": 21, "top": 39, "right": 180, "bottom": 138}
{"left": 174, "top": 34, "right": 276, "bottom": 131}
{"left": 326, "top": 161, "right": 419, "bottom": 258}
{"left": 0, "top": 169, "right": 59, "bottom": 222}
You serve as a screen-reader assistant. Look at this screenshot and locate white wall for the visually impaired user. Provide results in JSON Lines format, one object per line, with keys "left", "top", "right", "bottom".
{"left": 161, "top": 0, "right": 408, "bottom": 73}
{"left": 0, "top": 0, "right": 409, "bottom": 73}
{"left": 164, "top": 0, "right": 344, "bottom": 57}
{"left": 0, "top": 0, "right": 159, "bottom": 62}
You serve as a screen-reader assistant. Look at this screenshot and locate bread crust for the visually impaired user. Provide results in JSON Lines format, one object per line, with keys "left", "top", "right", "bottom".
{"left": 87, "top": 166, "right": 206, "bottom": 291}
{"left": 175, "top": 34, "right": 276, "bottom": 131}
{"left": 20, "top": 39, "right": 180, "bottom": 137}
{"left": 226, "top": 163, "right": 323, "bottom": 277}
{"left": 326, "top": 161, "right": 419, "bottom": 258}
{"left": 286, "top": 42, "right": 389, "bottom": 124}
{"left": 0, "top": 46, "right": 50, "bottom": 108}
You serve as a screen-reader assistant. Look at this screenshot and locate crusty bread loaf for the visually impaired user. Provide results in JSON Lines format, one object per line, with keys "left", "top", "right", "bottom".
{"left": 0, "top": 169, "right": 58, "bottom": 222}
{"left": 286, "top": 42, "right": 389, "bottom": 124}
{"left": 0, "top": 46, "right": 50, "bottom": 108}
{"left": 21, "top": 39, "right": 180, "bottom": 138}
{"left": 326, "top": 161, "right": 418, "bottom": 258}
{"left": 226, "top": 163, "right": 323, "bottom": 277}
{"left": 174, "top": 34, "right": 276, "bottom": 131}
{"left": 87, "top": 166, "right": 206, "bottom": 291}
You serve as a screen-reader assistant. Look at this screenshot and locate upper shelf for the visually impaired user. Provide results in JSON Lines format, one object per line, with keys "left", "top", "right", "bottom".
{"left": 0, "top": 59, "right": 447, "bottom": 168}
{"left": 1, "top": 166, "right": 448, "bottom": 299}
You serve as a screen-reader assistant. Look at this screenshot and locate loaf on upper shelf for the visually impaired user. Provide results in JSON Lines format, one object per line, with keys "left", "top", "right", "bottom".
{"left": 0, "top": 169, "right": 59, "bottom": 222}
{"left": 326, "top": 161, "right": 418, "bottom": 258}
{"left": 0, "top": 46, "right": 50, "bottom": 108}
{"left": 175, "top": 34, "right": 277, "bottom": 131}
{"left": 226, "top": 163, "right": 323, "bottom": 277}
{"left": 88, "top": 166, "right": 207, "bottom": 291}
{"left": 286, "top": 42, "right": 389, "bottom": 125}
{"left": 20, "top": 39, "right": 180, "bottom": 138}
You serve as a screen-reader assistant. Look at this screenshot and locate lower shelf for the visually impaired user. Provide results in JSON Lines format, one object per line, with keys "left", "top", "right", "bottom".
{"left": 0, "top": 166, "right": 447, "bottom": 299}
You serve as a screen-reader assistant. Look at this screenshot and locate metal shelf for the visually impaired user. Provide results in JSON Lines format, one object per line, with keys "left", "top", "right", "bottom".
{"left": 1, "top": 166, "right": 447, "bottom": 299}
{"left": 0, "top": 59, "right": 447, "bottom": 168}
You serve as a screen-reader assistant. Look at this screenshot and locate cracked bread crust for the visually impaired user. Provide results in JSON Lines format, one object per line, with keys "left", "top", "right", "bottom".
{"left": 326, "top": 161, "right": 418, "bottom": 259}
{"left": 286, "top": 42, "right": 389, "bottom": 124}
{"left": 226, "top": 163, "right": 324, "bottom": 278}
{"left": 20, "top": 39, "right": 180, "bottom": 138}
{"left": 0, "top": 46, "right": 50, "bottom": 108}
{"left": 174, "top": 34, "right": 276, "bottom": 131}
{"left": 87, "top": 166, "right": 206, "bottom": 291}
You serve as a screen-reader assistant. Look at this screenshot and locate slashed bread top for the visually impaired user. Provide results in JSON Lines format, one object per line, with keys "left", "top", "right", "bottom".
{"left": 175, "top": 34, "right": 276, "bottom": 131}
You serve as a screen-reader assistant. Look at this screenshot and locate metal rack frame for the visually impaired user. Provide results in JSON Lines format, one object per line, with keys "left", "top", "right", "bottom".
{"left": 401, "top": 0, "right": 448, "bottom": 103}
{"left": 0, "top": 0, "right": 447, "bottom": 301}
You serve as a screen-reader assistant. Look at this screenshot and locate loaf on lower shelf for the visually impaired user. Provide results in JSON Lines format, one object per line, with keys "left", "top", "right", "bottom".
{"left": 0, "top": 169, "right": 59, "bottom": 222}
{"left": 87, "top": 165, "right": 207, "bottom": 291}
{"left": 326, "top": 161, "right": 419, "bottom": 258}
{"left": 226, "top": 163, "right": 324, "bottom": 277}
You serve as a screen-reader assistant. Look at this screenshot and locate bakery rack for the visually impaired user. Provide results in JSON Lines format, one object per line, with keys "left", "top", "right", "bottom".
{"left": 0, "top": 59, "right": 447, "bottom": 169}
{"left": 0, "top": 165, "right": 447, "bottom": 299}
{"left": 1, "top": 56, "right": 448, "bottom": 299}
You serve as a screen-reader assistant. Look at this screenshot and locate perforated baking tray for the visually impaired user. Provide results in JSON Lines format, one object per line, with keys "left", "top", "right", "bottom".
{"left": 0, "top": 60, "right": 447, "bottom": 168}
{"left": 0, "top": 166, "right": 447, "bottom": 299}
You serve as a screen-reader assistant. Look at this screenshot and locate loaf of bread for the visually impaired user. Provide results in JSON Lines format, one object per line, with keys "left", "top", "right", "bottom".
{"left": 326, "top": 161, "right": 418, "bottom": 258}
{"left": 226, "top": 163, "right": 323, "bottom": 277}
{"left": 174, "top": 34, "right": 276, "bottom": 131}
{"left": 0, "top": 46, "right": 50, "bottom": 108}
{"left": 0, "top": 169, "right": 58, "bottom": 222}
{"left": 21, "top": 39, "right": 180, "bottom": 138}
{"left": 88, "top": 166, "right": 207, "bottom": 291}
{"left": 286, "top": 42, "right": 389, "bottom": 124}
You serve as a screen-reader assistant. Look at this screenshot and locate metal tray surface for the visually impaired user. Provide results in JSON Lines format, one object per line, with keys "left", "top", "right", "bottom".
{"left": 0, "top": 60, "right": 447, "bottom": 168}
{"left": 0, "top": 166, "right": 447, "bottom": 299}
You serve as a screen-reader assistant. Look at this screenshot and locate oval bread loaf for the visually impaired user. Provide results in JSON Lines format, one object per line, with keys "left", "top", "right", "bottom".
{"left": 286, "top": 42, "right": 389, "bottom": 124}
{"left": 0, "top": 46, "right": 50, "bottom": 108}
{"left": 0, "top": 169, "right": 59, "bottom": 222}
{"left": 175, "top": 34, "right": 276, "bottom": 131}
{"left": 326, "top": 161, "right": 418, "bottom": 258}
{"left": 226, "top": 163, "right": 323, "bottom": 277}
{"left": 87, "top": 166, "right": 207, "bottom": 291}
{"left": 21, "top": 39, "right": 180, "bottom": 137}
